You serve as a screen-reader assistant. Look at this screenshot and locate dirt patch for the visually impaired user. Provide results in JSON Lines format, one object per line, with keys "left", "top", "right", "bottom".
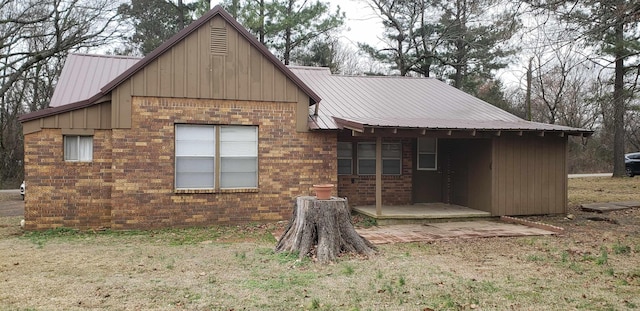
{"left": 0, "top": 178, "right": 639, "bottom": 310}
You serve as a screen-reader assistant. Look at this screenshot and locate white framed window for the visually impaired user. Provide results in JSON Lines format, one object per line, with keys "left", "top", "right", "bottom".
{"left": 417, "top": 137, "right": 437, "bottom": 170}
{"left": 220, "top": 126, "right": 258, "bottom": 188}
{"left": 64, "top": 136, "right": 93, "bottom": 162}
{"left": 337, "top": 142, "right": 353, "bottom": 175}
{"left": 175, "top": 124, "right": 257, "bottom": 190}
{"left": 357, "top": 142, "right": 402, "bottom": 175}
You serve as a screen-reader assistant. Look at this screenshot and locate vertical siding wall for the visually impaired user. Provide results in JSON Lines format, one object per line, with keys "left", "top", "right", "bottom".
{"left": 108, "top": 97, "right": 336, "bottom": 230}
{"left": 111, "top": 16, "right": 308, "bottom": 131}
{"left": 492, "top": 135, "right": 568, "bottom": 216}
{"left": 466, "top": 139, "right": 492, "bottom": 212}
{"left": 23, "top": 129, "right": 113, "bottom": 230}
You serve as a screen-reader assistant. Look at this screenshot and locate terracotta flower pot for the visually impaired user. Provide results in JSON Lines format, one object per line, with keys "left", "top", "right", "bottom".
{"left": 313, "top": 184, "right": 334, "bottom": 200}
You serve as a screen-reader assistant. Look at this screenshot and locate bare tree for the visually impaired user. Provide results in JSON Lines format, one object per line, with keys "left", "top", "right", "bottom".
{"left": 525, "top": 0, "right": 640, "bottom": 177}
{"left": 0, "top": 0, "right": 124, "bottom": 187}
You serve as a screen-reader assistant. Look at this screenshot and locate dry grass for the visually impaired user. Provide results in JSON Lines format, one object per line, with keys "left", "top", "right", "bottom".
{"left": 0, "top": 177, "right": 639, "bottom": 310}
{"left": 568, "top": 176, "right": 640, "bottom": 206}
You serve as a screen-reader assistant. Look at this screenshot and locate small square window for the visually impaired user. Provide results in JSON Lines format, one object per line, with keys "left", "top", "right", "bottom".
{"left": 64, "top": 136, "right": 93, "bottom": 162}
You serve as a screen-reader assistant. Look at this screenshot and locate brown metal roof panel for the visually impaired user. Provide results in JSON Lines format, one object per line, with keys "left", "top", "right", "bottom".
{"left": 288, "top": 67, "right": 591, "bottom": 135}
{"left": 49, "top": 54, "right": 141, "bottom": 107}
{"left": 289, "top": 66, "right": 522, "bottom": 126}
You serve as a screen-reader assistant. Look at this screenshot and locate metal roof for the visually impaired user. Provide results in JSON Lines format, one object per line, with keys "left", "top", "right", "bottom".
{"left": 292, "top": 66, "right": 592, "bottom": 136}
{"left": 49, "top": 54, "right": 141, "bottom": 107}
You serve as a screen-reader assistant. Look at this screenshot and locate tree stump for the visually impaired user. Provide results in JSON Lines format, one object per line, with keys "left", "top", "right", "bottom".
{"left": 275, "top": 196, "right": 377, "bottom": 263}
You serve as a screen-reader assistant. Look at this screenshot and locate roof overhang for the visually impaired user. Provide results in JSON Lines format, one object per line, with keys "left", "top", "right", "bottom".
{"left": 332, "top": 116, "right": 594, "bottom": 138}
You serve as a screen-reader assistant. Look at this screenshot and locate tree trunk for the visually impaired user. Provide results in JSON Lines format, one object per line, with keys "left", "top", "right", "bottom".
{"left": 612, "top": 18, "right": 625, "bottom": 178}
{"left": 275, "top": 196, "right": 376, "bottom": 264}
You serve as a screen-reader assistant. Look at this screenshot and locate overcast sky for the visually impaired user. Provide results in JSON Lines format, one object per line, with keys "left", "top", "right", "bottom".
{"left": 208, "top": 0, "right": 385, "bottom": 49}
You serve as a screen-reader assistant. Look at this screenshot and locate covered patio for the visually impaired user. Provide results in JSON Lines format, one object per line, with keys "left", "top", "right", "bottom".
{"left": 295, "top": 66, "right": 593, "bottom": 219}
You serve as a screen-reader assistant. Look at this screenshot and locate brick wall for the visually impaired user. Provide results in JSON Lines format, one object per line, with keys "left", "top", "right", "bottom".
{"left": 109, "top": 97, "right": 337, "bottom": 229}
{"left": 23, "top": 129, "right": 112, "bottom": 230}
{"left": 337, "top": 138, "right": 413, "bottom": 206}
{"left": 23, "top": 97, "right": 337, "bottom": 230}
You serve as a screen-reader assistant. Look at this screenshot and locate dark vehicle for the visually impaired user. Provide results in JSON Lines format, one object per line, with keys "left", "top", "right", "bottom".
{"left": 625, "top": 152, "right": 640, "bottom": 177}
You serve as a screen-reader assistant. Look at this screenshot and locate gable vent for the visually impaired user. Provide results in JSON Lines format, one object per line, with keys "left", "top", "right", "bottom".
{"left": 210, "top": 27, "right": 227, "bottom": 55}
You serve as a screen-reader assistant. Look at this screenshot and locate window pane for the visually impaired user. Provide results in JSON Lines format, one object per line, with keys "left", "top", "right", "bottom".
{"left": 176, "top": 157, "right": 215, "bottom": 188}
{"left": 220, "top": 126, "right": 257, "bottom": 142}
{"left": 383, "top": 159, "right": 401, "bottom": 175}
{"left": 359, "top": 159, "right": 376, "bottom": 175}
{"left": 220, "top": 126, "right": 258, "bottom": 188}
{"left": 64, "top": 136, "right": 78, "bottom": 161}
{"left": 338, "top": 159, "right": 352, "bottom": 175}
{"left": 220, "top": 126, "right": 257, "bottom": 157}
{"left": 220, "top": 172, "right": 257, "bottom": 188}
{"left": 176, "top": 124, "right": 215, "bottom": 141}
{"left": 358, "top": 143, "right": 375, "bottom": 158}
{"left": 78, "top": 136, "right": 93, "bottom": 161}
{"left": 176, "top": 125, "right": 215, "bottom": 156}
{"left": 220, "top": 142, "right": 257, "bottom": 156}
{"left": 337, "top": 142, "right": 352, "bottom": 158}
{"left": 418, "top": 137, "right": 436, "bottom": 153}
{"left": 221, "top": 157, "right": 257, "bottom": 188}
{"left": 221, "top": 157, "right": 257, "bottom": 173}
{"left": 382, "top": 143, "right": 401, "bottom": 158}
{"left": 419, "top": 154, "right": 436, "bottom": 169}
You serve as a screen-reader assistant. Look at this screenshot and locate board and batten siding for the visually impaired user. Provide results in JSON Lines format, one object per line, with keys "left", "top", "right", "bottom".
{"left": 491, "top": 135, "right": 568, "bottom": 216}
{"left": 22, "top": 102, "right": 112, "bottom": 135}
{"left": 112, "top": 15, "right": 309, "bottom": 131}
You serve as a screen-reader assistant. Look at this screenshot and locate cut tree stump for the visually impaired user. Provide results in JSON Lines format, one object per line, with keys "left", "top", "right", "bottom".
{"left": 275, "top": 196, "right": 377, "bottom": 264}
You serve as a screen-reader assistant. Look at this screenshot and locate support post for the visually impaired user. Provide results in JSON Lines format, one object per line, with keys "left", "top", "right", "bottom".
{"left": 375, "top": 136, "right": 382, "bottom": 216}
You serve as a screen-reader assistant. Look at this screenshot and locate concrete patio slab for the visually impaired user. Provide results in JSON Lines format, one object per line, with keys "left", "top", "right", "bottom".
{"left": 356, "top": 220, "right": 558, "bottom": 244}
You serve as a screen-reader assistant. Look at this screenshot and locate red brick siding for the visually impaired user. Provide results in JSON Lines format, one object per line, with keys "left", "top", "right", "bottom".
{"left": 109, "top": 97, "right": 336, "bottom": 229}
{"left": 23, "top": 129, "right": 112, "bottom": 230}
{"left": 337, "top": 138, "right": 413, "bottom": 206}
{"left": 23, "top": 97, "right": 337, "bottom": 230}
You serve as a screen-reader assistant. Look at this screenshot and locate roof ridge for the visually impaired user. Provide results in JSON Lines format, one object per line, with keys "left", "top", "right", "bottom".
{"left": 334, "top": 74, "right": 438, "bottom": 80}
{"left": 69, "top": 53, "right": 143, "bottom": 60}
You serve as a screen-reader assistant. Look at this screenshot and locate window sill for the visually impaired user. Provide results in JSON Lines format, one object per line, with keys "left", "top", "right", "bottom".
{"left": 175, "top": 188, "right": 259, "bottom": 194}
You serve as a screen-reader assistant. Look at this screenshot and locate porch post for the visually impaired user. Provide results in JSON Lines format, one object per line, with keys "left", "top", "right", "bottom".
{"left": 376, "top": 136, "right": 382, "bottom": 216}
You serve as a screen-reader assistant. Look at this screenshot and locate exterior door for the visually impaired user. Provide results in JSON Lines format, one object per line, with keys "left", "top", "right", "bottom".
{"left": 412, "top": 137, "right": 442, "bottom": 203}
{"left": 445, "top": 140, "right": 469, "bottom": 206}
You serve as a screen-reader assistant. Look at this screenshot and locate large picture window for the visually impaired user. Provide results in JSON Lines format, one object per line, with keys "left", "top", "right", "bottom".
{"left": 175, "top": 124, "right": 257, "bottom": 190}
{"left": 64, "top": 136, "right": 93, "bottom": 162}
{"left": 357, "top": 142, "right": 402, "bottom": 175}
{"left": 417, "top": 137, "right": 437, "bottom": 170}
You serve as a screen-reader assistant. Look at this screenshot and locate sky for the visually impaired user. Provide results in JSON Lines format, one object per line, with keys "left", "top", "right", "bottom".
{"left": 205, "top": 0, "right": 524, "bottom": 87}
{"left": 208, "top": 0, "right": 385, "bottom": 50}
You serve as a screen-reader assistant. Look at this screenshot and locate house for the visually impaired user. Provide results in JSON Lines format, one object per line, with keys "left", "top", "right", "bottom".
{"left": 19, "top": 6, "right": 592, "bottom": 230}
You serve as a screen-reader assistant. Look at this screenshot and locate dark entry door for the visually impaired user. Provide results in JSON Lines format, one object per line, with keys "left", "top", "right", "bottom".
{"left": 412, "top": 139, "right": 470, "bottom": 204}
{"left": 412, "top": 138, "right": 443, "bottom": 203}
{"left": 444, "top": 140, "right": 469, "bottom": 206}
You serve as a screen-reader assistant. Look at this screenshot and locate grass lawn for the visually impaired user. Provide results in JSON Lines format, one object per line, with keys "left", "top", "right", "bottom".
{"left": 0, "top": 177, "right": 639, "bottom": 310}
